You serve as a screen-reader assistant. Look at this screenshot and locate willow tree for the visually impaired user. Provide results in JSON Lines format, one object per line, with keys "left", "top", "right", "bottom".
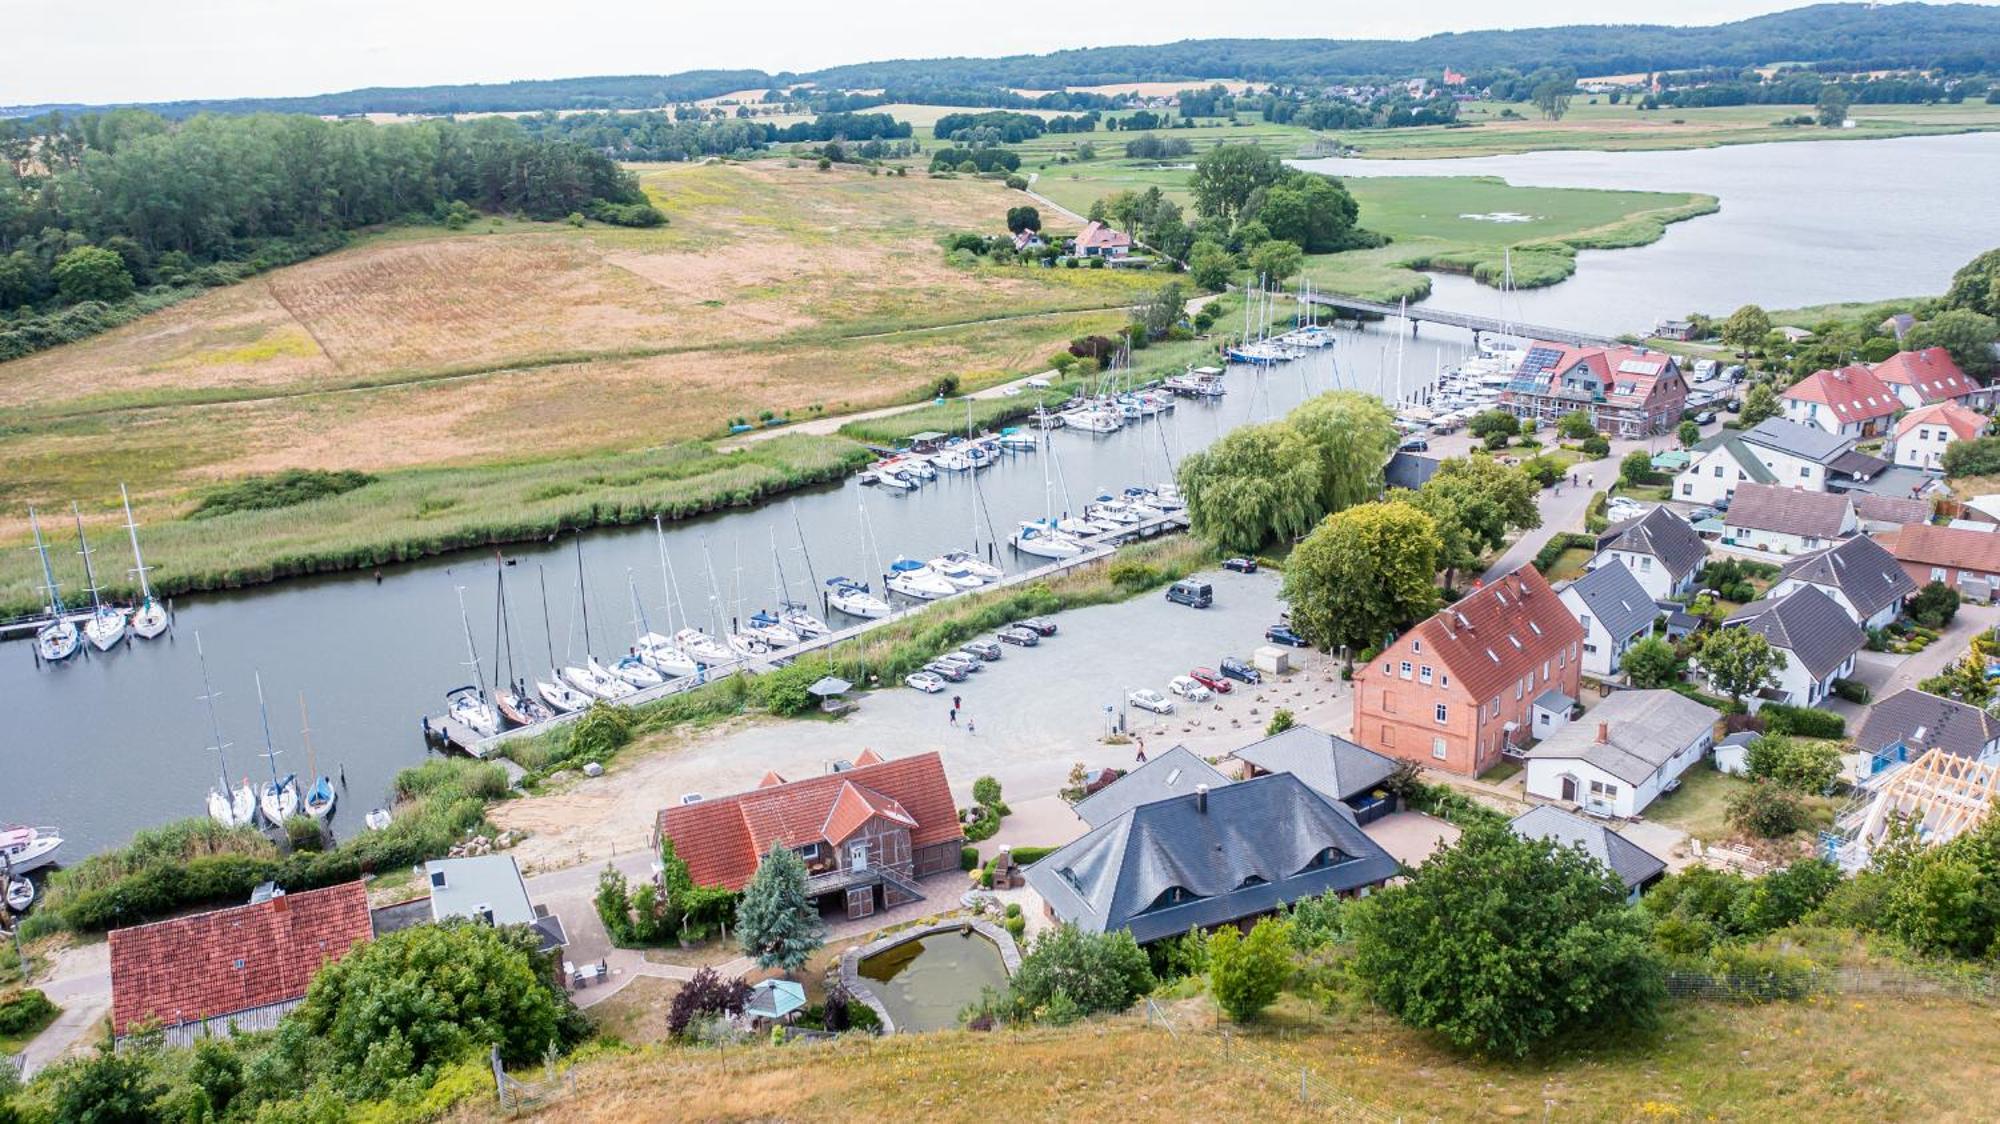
{"left": 1282, "top": 500, "right": 1441, "bottom": 653}
{"left": 1288, "top": 390, "right": 1398, "bottom": 515}
{"left": 1177, "top": 420, "right": 1325, "bottom": 553}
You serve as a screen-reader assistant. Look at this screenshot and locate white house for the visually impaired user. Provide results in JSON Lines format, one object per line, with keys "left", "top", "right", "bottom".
{"left": 1715, "top": 586, "right": 1865, "bottom": 709}
{"left": 1722, "top": 483, "right": 1856, "bottom": 555}
{"left": 1873, "top": 346, "right": 1983, "bottom": 410}
{"left": 1674, "top": 419, "right": 1856, "bottom": 505}
{"left": 1557, "top": 560, "right": 1659, "bottom": 678}
{"left": 1891, "top": 401, "right": 1989, "bottom": 472}
{"left": 1766, "top": 534, "right": 1915, "bottom": 630}
{"left": 1522, "top": 690, "right": 1720, "bottom": 818}
{"left": 1781, "top": 364, "right": 1900, "bottom": 438}
{"left": 1591, "top": 506, "right": 1707, "bottom": 600}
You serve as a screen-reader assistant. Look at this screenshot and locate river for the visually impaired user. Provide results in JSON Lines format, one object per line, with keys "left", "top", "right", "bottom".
{"left": 10, "top": 131, "right": 1999, "bottom": 858}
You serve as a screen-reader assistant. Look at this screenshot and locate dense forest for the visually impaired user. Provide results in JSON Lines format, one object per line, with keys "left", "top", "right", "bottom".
{"left": 0, "top": 111, "right": 659, "bottom": 360}
{"left": 514, "top": 110, "right": 913, "bottom": 162}
{"left": 7, "top": 4, "right": 1996, "bottom": 120}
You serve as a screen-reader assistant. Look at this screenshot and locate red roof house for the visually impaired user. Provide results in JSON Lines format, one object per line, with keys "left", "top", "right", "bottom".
{"left": 1073, "top": 220, "right": 1132, "bottom": 258}
{"left": 108, "top": 881, "right": 372, "bottom": 1041}
{"left": 1893, "top": 401, "right": 1990, "bottom": 471}
{"left": 655, "top": 752, "right": 964, "bottom": 919}
{"left": 1873, "top": 347, "right": 1980, "bottom": 409}
{"left": 1500, "top": 341, "right": 1687, "bottom": 436}
{"left": 1782, "top": 365, "right": 1900, "bottom": 438}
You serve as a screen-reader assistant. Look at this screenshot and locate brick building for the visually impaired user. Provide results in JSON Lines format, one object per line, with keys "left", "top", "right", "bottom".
{"left": 1350, "top": 565, "right": 1584, "bottom": 777}
{"left": 1500, "top": 341, "right": 1687, "bottom": 436}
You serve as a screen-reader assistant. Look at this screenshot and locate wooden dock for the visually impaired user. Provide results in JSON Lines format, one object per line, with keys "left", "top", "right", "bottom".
{"left": 423, "top": 511, "right": 1190, "bottom": 758}
{"left": 1305, "top": 293, "right": 1616, "bottom": 348}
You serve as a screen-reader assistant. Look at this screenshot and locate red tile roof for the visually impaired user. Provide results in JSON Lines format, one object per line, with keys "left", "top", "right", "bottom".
{"left": 657, "top": 753, "right": 961, "bottom": 890}
{"left": 852, "top": 748, "right": 884, "bottom": 767}
{"left": 1895, "top": 401, "right": 1989, "bottom": 443}
{"left": 1075, "top": 221, "right": 1132, "bottom": 252}
{"left": 1894, "top": 523, "right": 2000, "bottom": 576}
{"left": 108, "top": 881, "right": 372, "bottom": 1037}
{"left": 1782, "top": 365, "right": 1899, "bottom": 424}
{"left": 1379, "top": 565, "right": 1583, "bottom": 704}
{"left": 1511, "top": 342, "right": 1683, "bottom": 409}
{"left": 1873, "top": 347, "right": 1978, "bottom": 404}
{"left": 756, "top": 771, "right": 787, "bottom": 788}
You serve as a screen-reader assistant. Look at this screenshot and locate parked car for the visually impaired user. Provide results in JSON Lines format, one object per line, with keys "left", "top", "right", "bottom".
{"left": 960, "top": 639, "right": 1002, "bottom": 661}
{"left": 1696, "top": 410, "right": 1718, "bottom": 425}
{"left": 933, "top": 652, "right": 982, "bottom": 675}
{"left": 923, "top": 660, "right": 968, "bottom": 682}
{"left": 1128, "top": 688, "right": 1175, "bottom": 714}
{"left": 1169, "top": 675, "right": 1213, "bottom": 702}
{"left": 1016, "top": 617, "right": 1058, "bottom": 636}
{"left": 998, "top": 626, "right": 1040, "bottom": 646}
{"left": 1222, "top": 557, "right": 1258, "bottom": 574}
{"left": 1265, "top": 624, "right": 1309, "bottom": 648}
{"left": 1219, "top": 656, "right": 1262, "bottom": 685}
{"left": 1687, "top": 505, "right": 1719, "bottom": 522}
{"left": 1398, "top": 436, "right": 1429, "bottom": 452}
{"left": 905, "top": 671, "right": 946, "bottom": 693}
{"left": 1165, "top": 579, "right": 1213, "bottom": 608}
{"left": 1189, "top": 667, "right": 1232, "bottom": 694}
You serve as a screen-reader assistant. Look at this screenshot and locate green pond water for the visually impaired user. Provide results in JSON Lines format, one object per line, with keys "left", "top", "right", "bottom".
{"left": 857, "top": 929, "right": 1011, "bottom": 1032}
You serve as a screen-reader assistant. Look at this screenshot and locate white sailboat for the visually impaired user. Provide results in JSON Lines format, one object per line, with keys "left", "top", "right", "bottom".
{"left": 120, "top": 485, "right": 169, "bottom": 639}
{"left": 612, "top": 573, "right": 672, "bottom": 687}
{"left": 885, "top": 558, "right": 957, "bottom": 600}
{"left": 298, "top": 694, "right": 336, "bottom": 822}
{"left": 637, "top": 517, "right": 700, "bottom": 677}
{"left": 534, "top": 564, "right": 591, "bottom": 714}
{"left": 1008, "top": 425, "right": 1085, "bottom": 559}
{"left": 449, "top": 585, "right": 502, "bottom": 736}
{"left": 72, "top": 504, "right": 128, "bottom": 652}
{"left": 492, "top": 554, "right": 556, "bottom": 727}
{"left": 193, "top": 631, "right": 255, "bottom": 828}
{"left": 781, "top": 501, "right": 833, "bottom": 638}
{"left": 252, "top": 672, "right": 299, "bottom": 826}
{"left": 559, "top": 535, "right": 637, "bottom": 699}
{"left": 28, "top": 508, "right": 79, "bottom": 663}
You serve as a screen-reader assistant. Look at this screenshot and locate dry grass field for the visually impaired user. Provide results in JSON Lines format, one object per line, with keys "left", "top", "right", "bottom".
{"left": 0, "top": 162, "right": 1155, "bottom": 533}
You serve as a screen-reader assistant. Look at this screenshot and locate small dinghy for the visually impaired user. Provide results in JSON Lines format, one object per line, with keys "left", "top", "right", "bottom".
{"left": 5, "top": 875, "right": 34, "bottom": 915}
{"left": 365, "top": 808, "right": 392, "bottom": 832}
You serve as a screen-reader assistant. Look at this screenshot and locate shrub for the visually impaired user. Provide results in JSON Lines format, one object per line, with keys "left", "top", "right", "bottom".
{"left": 1744, "top": 734, "right": 1841, "bottom": 793}
{"left": 1147, "top": 929, "right": 1211, "bottom": 981}
{"left": 1759, "top": 704, "right": 1844, "bottom": 739}
{"left": 1581, "top": 433, "right": 1611, "bottom": 457}
{"left": 565, "top": 702, "right": 635, "bottom": 763}
{"left": 998, "top": 924, "right": 1154, "bottom": 1023}
{"left": 1005, "top": 914, "right": 1027, "bottom": 939}
{"left": 0, "top": 987, "right": 57, "bottom": 1034}
{"left": 191, "top": 469, "right": 375, "bottom": 518}
{"left": 1266, "top": 708, "right": 1295, "bottom": 735}
{"left": 1726, "top": 781, "right": 1812, "bottom": 838}
{"left": 960, "top": 846, "right": 980, "bottom": 871}
{"left": 1532, "top": 531, "right": 1599, "bottom": 574}
{"left": 972, "top": 776, "right": 1002, "bottom": 808}
{"left": 667, "top": 967, "right": 752, "bottom": 1038}
{"left": 1909, "top": 580, "right": 1960, "bottom": 629}
{"left": 1208, "top": 917, "right": 1293, "bottom": 1022}
{"left": 1830, "top": 677, "right": 1870, "bottom": 704}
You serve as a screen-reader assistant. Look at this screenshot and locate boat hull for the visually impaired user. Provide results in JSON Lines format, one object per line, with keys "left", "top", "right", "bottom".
{"left": 130, "top": 601, "right": 169, "bottom": 639}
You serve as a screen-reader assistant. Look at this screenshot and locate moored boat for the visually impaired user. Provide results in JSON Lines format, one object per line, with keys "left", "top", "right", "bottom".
{"left": 825, "top": 577, "right": 891, "bottom": 619}
{"left": 885, "top": 558, "right": 957, "bottom": 600}
{"left": 0, "top": 825, "right": 63, "bottom": 875}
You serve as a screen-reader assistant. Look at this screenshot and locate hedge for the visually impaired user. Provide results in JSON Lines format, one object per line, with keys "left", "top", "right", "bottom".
{"left": 960, "top": 846, "right": 980, "bottom": 871}
{"left": 1532, "top": 532, "right": 1600, "bottom": 574}
{"left": 1761, "top": 704, "right": 1845, "bottom": 739}
{"left": 0, "top": 987, "right": 58, "bottom": 1035}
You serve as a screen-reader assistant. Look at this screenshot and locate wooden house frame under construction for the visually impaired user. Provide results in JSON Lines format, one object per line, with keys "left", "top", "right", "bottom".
{"left": 1846, "top": 748, "right": 2000, "bottom": 867}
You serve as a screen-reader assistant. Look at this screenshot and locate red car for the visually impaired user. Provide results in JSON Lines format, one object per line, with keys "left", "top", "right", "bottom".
{"left": 1189, "top": 666, "right": 1232, "bottom": 694}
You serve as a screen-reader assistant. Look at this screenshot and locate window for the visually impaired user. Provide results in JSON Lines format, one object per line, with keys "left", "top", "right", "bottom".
{"left": 1640, "top": 556, "right": 1652, "bottom": 572}
{"left": 1382, "top": 692, "right": 1396, "bottom": 714}
{"left": 1933, "top": 567, "right": 1948, "bottom": 582}
{"left": 1713, "top": 464, "right": 1724, "bottom": 478}
{"left": 1542, "top": 660, "right": 1551, "bottom": 679}
{"left": 1419, "top": 665, "right": 1433, "bottom": 685}
{"left": 1681, "top": 482, "right": 1694, "bottom": 496}
{"left": 1580, "top": 613, "right": 1592, "bottom": 632}
{"left": 1380, "top": 725, "right": 1395, "bottom": 747}
{"left": 1800, "top": 466, "right": 1811, "bottom": 479}
{"left": 1434, "top": 703, "right": 1448, "bottom": 724}
{"left": 1584, "top": 642, "right": 1599, "bottom": 653}
{"left": 1399, "top": 661, "right": 1413, "bottom": 679}
{"left": 1432, "top": 737, "right": 1448, "bottom": 760}
{"left": 799, "top": 842, "right": 821, "bottom": 859}
{"left": 1515, "top": 679, "right": 1524, "bottom": 700}
{"left": 1589, "top": 780, "right": 1620, "bottom": 799}
{"left": 1490, "top": 698, "right": 1500, "bottom": 718}
{"left": 1412, "top": 639, "right": 1423, "bottom": 653}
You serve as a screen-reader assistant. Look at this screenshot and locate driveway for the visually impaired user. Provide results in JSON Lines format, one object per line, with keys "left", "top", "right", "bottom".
{"left": 1878, "top": 602, "right": 1999, "bottom": 697}
{"left": 1362, "top": 811, "right": 1461, "bottom": 868}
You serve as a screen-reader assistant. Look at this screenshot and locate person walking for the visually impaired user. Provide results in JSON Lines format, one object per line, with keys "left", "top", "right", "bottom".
{"left": 949, "top": 707, "right": 957, "bottom": 726}
{"left": 1135, "top": 735, "right": 1148, "bottom": 764}
{"left": 953, "top": 695, "right": 962, "bottom": 712}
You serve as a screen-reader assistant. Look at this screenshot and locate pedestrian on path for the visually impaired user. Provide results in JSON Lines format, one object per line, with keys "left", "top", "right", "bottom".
{"left": 953, "top": 695, "right": 962, "bottom": 711}
{"left": 949, "top": 707, "right": 957, "bottom": 726}
{"left": 1135, "top": 735, "right": 1147, "bottom": 763}
{"left": 966, "top": 715, "right": 976, "bottom": 735}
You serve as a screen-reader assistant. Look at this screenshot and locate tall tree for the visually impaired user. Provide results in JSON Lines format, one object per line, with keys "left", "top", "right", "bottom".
{"left": 1406, "top": 457, "right": 1540, "bottom": 588}
{"left": 1904, "top": 308, "right": 2000, "bottom": 378}
{"left": 1815, "top": 84, "right": 1852, "bottom": 127}
{"left": 1207, "top": 916, "right": 1293, "bottom": 1022}
{"left": 1698, "top": 627, "right": 1785, "bottom": 705}
{"left": 1720, "top": 304, "right": 1772, "bottom": 356}
{"left": 1282, "top": 500, "right": 1440, "bottom": 653}
{"left": 1177, "top": 420, "right": 1327, "bottom": 553}
{"left": 1005, "top": 205, "right": 1041, "bottom": 234}
{"left": 736, "top": 842, "right": 826, "bottom": 973}
{"left": 1188, "top": 144, "right": 1283, "bottom": 220}
{"left": 1350, "top": 824, "right": 1664, "bottom": 1057}
{"left": 1943, "top": 247, "right": 2000, "bottom": 319}
{"left": 1738, "top": 382, "right": 1781, "bottom": 427}
{"left": 1287, "top": 389, "right": 1398, "bottom": 515}
{"left": 1187, "top": 239, "right": 1233, "bottom": 292}
{"left": 1252, "top": 173, "right": 1360, "bottom": 252}
{"left": 1533, "top": 79, "right": 1575, "bottom": 121}
{"left": 1247, "top": 238, "right": 1304, "bottom": 284}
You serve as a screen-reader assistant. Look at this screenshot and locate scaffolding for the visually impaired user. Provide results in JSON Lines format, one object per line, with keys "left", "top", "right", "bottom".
{"left": 1834, "top": 748, "right": 2000, "bottom": 870}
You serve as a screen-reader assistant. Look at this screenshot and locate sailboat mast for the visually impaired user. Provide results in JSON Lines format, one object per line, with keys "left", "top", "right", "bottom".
{"left": 573, "top": 534, "right": 593, "bottom": 654}
{"left": 789, "top": 501, "right": 821, "bottom": 598}
{"left": 120, "top": 484, "right": 153, "bottom": 604}
{"left": 71, "top": 504, "right": 104, "bottom": 613}
{"left": 656, "top": 516, "right": 687, "bottom": 634}
{"left": 495, "top": 554, "right": 518, "bottom": 691}
{"left": 768, "top": 528, "right": 792, "bottom": 609}
{"left": 626, "top": 570, "right": 650, "bottom": 646}
{"left": 194, "top": 631, "right": 232, "bottom": 796}
{"left": 254, "top": 671, "right": 281, "bottom": 788}
{"left": 28, "top": 507, "right": 64, "bottom": 617}
{"left": 454, "top": 584, "right": 486, "bottom": 699}
{"left": 299, "top": 693, "right": 316, "bottom": 785}
{"left": 537, "top": 565, "right": 560, "bottom": 675}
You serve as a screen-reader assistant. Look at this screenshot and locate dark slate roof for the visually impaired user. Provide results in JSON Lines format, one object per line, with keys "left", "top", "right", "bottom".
{"left": 1741, "top": 417, "right": 1853, "bottom": 464}
{"left": 1026, "top": 773, "right": 1398, "bottom": 944}
{"left": 1775, "top": 535, "right": 1915, "bottom": 621}
{"left": 1722, "top": 585, "right": 1866, "bottom": 680}
{"left": 1071, "top": 745, "right": 1230, "bottom": 829}
{"left": 1597, "top": 506, "right": 1708, "bottom": 580}
{"left": 1724, "top": 483, "right": 1853, "bottom": 539}
{"left": 1522, "top": 689, "right": 1720, "bottom": 785}
{"left": 1850, "top": 492, "right": 1932, "bottom": 527}
{"left": 1690, "top": 431, "right": 1780, "bottom": 485}
{"left": 1384, "top": 452, "right": 1441, "bottom": 493}
{"left": 1510, "top": 806, "right": 1667, "bottom": 892}
{"left": 1829, "top": 449, "right": 1892, "bottom": 480}
{"left": 1227, "top": 724, "right": 1399, "bottom": 803}
{"left": 1855, "top": 688, "right": 2000, "bottom": 761}
{"left": 1563, "top": 560, "right": 1660, "bottom": 644}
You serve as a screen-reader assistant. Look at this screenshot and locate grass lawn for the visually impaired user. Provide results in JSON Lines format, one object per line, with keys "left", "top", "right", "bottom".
{"left": 1478, "top": 760, "right": 1523, "bottom": 784}
{"left": 582, "top": 976, "right": 682, "bottom": 1048}
{"left": 502, "top": 990, "right": 2000, "bottom": 1122}
{"left": 1646, "top": 763, "right": 1746, "bottom": 841}
{"left": 1542, "top": 545, "right": 1595, "bottom": 584}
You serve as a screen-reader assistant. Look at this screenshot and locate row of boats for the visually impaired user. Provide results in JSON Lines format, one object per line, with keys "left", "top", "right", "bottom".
{"left": 1224, "top": 279, "right": 1339, "bottom": 366}
{"left": 190, "top": 633, "right": 349, "bottom": 832}
{"left": 26, "top": 485, "right": 170, "bottom": 663}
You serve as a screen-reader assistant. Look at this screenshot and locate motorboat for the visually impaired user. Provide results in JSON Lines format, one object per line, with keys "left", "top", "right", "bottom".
{"left": 537, "top": 676, "right": 590, "bottom": 713}
{"left": 611, "top": 652, "right": 666, "bottom": 689}
{"left": 447, "top": 683, "right": 502, "bottom": 736}
{"left": 71, "top": 505, "right": 128, "bottom": 652}
{"left": 675, "top": 627, "right": 736, "bottom": 666}
{"left": 996, "top": 430, "right": 1039, "bottom": 451}
{"left": 1055, "top": 514, "right": 1115, "bottom": 537}
{"left": 121, "top": 485, "right": 169, "bottom": 639}
{"left": 780, "top": 603, "right": 831, "bottom": 638}
{"left": 744, "top": 610, "right": 802, "bottom": 648}
{"left": 931, "top": 449, "right": 973, "bottom": 472}
{"left": 885, "top": 558, "right": 958, "bottom": 600}
{"left": 6, "top": 874, "right": 34, "bottom": 914}
{"left": 0, "top": 825, "right": 63, "bottom": 874}
{"left": 927, "top": 559, "right": 985, "bottom": 589}
{"left": 875, "top": 471, "right": 916, "bottom": 492}
{"left": 895, "top": 457, "right": 936, "bottom": 480}
{"left": 964, "top": 444, "right": 995, "bottom": 469}
{"left": 726, "top": 629, "right": 772, "bottom": 658}
{"left": 635, "top": 632, "right": 699, "bottom": 678}
{"left": 1009, "top": 520, "right": 1084, "bottom": 559}
{"left": 933, "top": 549, "right": 1002, "bottom": 582}
{"left": 1085, "top": 499, "right": 1141, "bottom": 525}
{"left": 1061, "top": 408, "right": 1121, "bottom": 433}
{"left": 826, "top": 577, "right": 891, "bottom": 619}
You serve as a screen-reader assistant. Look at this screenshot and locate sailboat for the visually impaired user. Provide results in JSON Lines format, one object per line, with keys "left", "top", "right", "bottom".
{"left": 721, "top": 538, "right": 775, "bottom": 657}
{"left": 559, "top": 536, "right": 636, "bottom": 700}
{"left": 742, "top": 530, "right": 804, "bottom": 647}
{"left": 1008, "top": 423, "right": 1084, "bottom": 558}
{"left": 298, "top": 694, "right": 335, "bottom": 821}
{"left": 72, "top": 504, "right": 128, "bottom": 651}
{"left": 448, "top": 585, "right": 502, "bottom": 735}
{"left": 251, "top": 672, "right": 299, "bottom": 826}
{"left": 28, "top": 508, "right": 79, "bottom": 663}
{"left": 194, "top": 632, "right": 255, "bottom": 828}
{"left": 633, "top": 517, "right": 700, "bottom": 678}
{"left": 534, "top": 565, "right": 591, "bottom": 714}
{"left": 780, "top": 503, "right": 831, "bottom": 638}
{"left": 120, "top": 485, "right": 169, "bottom": 639}
{"left": 492, "top": 555, "right": 555, "bottom": 727}
{"left": 827, "top": 501, "right": 893, "bottom": 618}
{"left": 612, "top": 572, "right": 673, "bottom": 686}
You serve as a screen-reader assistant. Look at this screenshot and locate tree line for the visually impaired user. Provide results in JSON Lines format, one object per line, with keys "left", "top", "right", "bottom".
{"left": 514, "top": 109, "right": 913, "bottom": 162}
{"left": 0, "top": 110, "right": 660, "bottom": 359}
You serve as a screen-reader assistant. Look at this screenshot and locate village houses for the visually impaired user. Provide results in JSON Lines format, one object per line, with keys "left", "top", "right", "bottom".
{"left": 1500, "top": 341, "right": 1688, "bottom": 436}
{"left": 1590, "top": 505, "right": 1707, "bottom": 600}
{"left": 1891, "top": 400, "right": 1989, "bottom": 471}
{"left": 1721, "top": 482, "right": 1857, "bottom": 555}
{"left": 1714, "top": 586, "right": 1865, "bottom": 708}
{"left": 1520, "top": 689, "right": 1719, "bottom": 818}
{"left": 1782, "top": 364, "right": 1901, "bottom": 438}
{"left": 1766, "top": 534, "right": 1915, "bottom": 629}
{"left": 1674, "top": 418, "right": 1882, "bottom": 506}
{"left": 1556, "top": 558, "right": 1659, "bottom": 678}
{"left": 1891, "top": 523, "right": 2000, "bottom": 602}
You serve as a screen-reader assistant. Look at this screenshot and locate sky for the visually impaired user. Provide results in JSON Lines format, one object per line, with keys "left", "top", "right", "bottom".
{"left": 0, "top": 0, "right": 1952, "bottom": 106}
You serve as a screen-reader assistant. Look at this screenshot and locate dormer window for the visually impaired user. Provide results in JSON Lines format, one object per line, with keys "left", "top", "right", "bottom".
{"left": 1298, "top": 846, "right": 1349, "bottom": 873}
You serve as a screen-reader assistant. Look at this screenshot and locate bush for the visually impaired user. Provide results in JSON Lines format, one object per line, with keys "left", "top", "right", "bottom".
{"left": 1266, "top": 708, "right": 1295, "bottom": 735}
{"left": 972, "top": 776, "right": 1002, "bottom": 808}
{"left": 993, "top": 924, "right": 1154, "bottom": 1023}
{"left": 1581, "top": 433, "right": 1611, "bottom": 457}
{"left": 1208, "top": 917, "right": 1293, "bottom": 1022}
{"left": 191, "top": 469, "right": 375, "bottom": 518}
{"left": 1726, "top": 781, "right": 1812, "bottom": 838}
{"left": 0, "top": 987, "right": 57, "bottom": 1034}
{"left": 1744, "top": 734, "right": 1841, "bottom": 793}
{"left": 1909, "top": 580, "right": 1960, "bottom": 629}
{"left": 1005, "top": 914, "right": 1027, "bottom": 939}
{"left": 1830, "top": 677, "right": 1870, "bottom": 704}
{"left": 1759, "top": 704, "right": 1844, "bottom": 739}
{"left": 667, "top": 966, "right": 752, "bottom": 1038}
{"left": 1532, "top": 531, "right": 1599, "bottom": 574}
{"left": 960, "top": 846, "right": 980, "bottom": 872}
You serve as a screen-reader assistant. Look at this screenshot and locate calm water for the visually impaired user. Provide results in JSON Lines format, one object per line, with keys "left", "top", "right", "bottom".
{"left": 10, "top": 132, "right": 1998, "bottom": 858}
{"left": 1296, "top": 132, "right": 2000, "bottom": 333}
{"left": 857, "top": 930, "right": 1013, "bottom": 1032}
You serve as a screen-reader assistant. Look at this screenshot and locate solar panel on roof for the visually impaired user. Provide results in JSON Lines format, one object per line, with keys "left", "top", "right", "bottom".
{"left": 1522, "top": 346, "right": 1564, "bottom": 373}
{"left": 1616, "top": 359, "right": 1662, "bottom": 375}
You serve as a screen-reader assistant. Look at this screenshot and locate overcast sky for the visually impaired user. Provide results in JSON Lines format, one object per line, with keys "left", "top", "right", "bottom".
{"left": 0, "top": 0, "right": 1959, "bottom": 106}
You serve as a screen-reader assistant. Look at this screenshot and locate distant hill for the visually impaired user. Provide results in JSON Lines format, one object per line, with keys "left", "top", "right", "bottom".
{"left": 7, "top": 3, "right": 1999, "bottom": 119}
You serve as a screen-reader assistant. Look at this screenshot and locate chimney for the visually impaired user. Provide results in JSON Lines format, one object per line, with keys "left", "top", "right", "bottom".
{"left": 1596, "top": 721, "right": 1609, "bottom": 745}
{"left": 1195, "top": 784, "right": 1209, "bottom": 813}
